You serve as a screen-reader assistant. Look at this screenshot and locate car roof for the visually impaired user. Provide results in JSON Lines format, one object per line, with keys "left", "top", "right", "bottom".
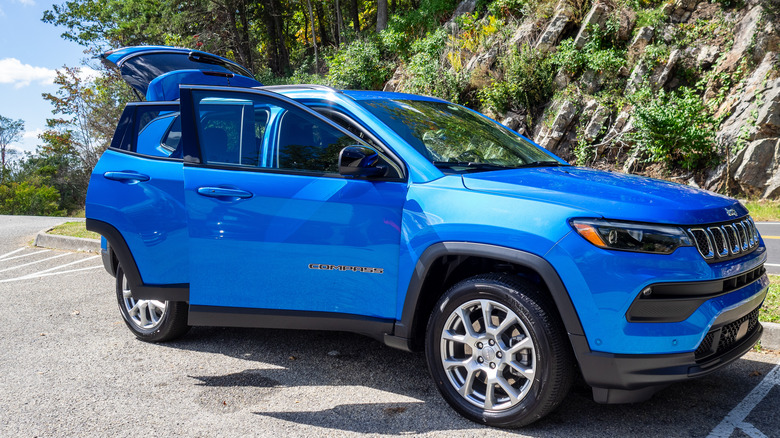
{"left": 255, "top": 85, "right": 448, "bottom": 104}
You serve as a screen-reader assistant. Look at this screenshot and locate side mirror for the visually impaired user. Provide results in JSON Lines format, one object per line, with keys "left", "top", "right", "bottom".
{"left": 338, "top": 146, "right": 387, "bottom": 177}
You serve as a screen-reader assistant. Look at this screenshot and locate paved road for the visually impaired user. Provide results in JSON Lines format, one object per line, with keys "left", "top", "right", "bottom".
{"left": 1, "top": 215, "right": 779, "bottom": 437}
{"left": 757, "top": 223, "right": 780, "bottom": 274}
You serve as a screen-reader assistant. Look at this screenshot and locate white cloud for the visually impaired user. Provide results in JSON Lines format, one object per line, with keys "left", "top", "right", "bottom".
{"left": 16, "top": 0, "right": 36, "bottom": 6}
{"left": 0, "top": 7, "right": 5, "bottom": 17}
{"left": 78, "top": 66, "right": 101, "bottom": 83}
{"left": 0, "top": 58, "right": 56, "bottom": 88}
{"left": 23, "top": 129, "right": 44, "bottom": 140}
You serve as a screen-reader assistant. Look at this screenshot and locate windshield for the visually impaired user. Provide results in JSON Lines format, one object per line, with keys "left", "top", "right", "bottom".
{"left": 357, "top": 99, "right": 563, "bottom": 172}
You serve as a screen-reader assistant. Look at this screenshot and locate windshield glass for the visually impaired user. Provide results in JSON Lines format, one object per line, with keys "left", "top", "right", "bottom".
{"left": 357, "top": 99, "right": 563, "bottom": 172}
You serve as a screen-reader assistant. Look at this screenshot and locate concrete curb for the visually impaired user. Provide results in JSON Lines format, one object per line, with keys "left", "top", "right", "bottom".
{"left": 34, "top": 228, "right": 100, "bottom": 253}
{"left": 762, "top": 322, "right": 780, "bottom": 351}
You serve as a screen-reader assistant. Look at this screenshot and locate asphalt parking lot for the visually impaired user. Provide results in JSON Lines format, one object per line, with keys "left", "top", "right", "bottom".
{"left": 1, "top": 215, "right": 779, "bottom": 437}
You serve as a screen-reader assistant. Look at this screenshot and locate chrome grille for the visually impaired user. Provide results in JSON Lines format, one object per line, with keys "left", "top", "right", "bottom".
{"left": 688, "top": 216, "right": 760, "bottom": 262}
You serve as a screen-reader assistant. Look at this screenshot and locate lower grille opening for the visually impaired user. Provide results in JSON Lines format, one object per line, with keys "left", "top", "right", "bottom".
{"left": 695, "top": 308, "right": 760, "bottom": 362}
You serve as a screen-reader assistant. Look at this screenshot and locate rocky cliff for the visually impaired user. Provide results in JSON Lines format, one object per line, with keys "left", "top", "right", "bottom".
{"left": 388, "top": 0, "right": 780, "bottom": 199}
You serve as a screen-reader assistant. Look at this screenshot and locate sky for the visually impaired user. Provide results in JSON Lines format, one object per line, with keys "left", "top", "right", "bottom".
{"left": 0, "top": 0, "right": 98, "bottom": 155}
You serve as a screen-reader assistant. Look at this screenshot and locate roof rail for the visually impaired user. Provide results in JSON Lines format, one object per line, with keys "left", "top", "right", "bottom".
{"left": 258, "top": 84, "right": 342, "bottom": 93}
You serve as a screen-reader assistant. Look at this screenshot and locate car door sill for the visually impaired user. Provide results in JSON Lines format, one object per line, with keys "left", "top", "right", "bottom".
{"left": 188, "top": 305, "right": 394, "bottom": 340}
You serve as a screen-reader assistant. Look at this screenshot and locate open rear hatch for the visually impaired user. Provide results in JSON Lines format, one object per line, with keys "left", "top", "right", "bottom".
{"left": 101, "top": 46, "right": 262, "bottom": 101}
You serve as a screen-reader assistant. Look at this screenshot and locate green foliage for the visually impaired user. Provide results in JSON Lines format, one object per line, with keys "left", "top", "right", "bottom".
{"left": 404, "top": 52, "right": 464, "bottom": 102}
{"left": 487, "top": 0, "right": 528, "bottom": 18}
{"left": 551, "top": 22, "right": 627, "bottom": 77}
{"left": 634, "top": 5, "right": 666, "bottom": 29}
{"left": 643, "top": 42, "right": 670, "bottom": 68}
{"left": 479, "top": 44, "right": 555, "bottom": 115}
{"left": 573, "top": 136, "right": 595, "bottom": 166}
{"left": 760, "top": 275, "right": 780, "bottom": 323}
{"left": 411, "top": 28, "right": 449, "bottom": 59}
{"left": 0, "top": 181, "right": 64, "bottom": 216}
{"left": 629, "top": 86, "right": 716, "bottom": 170}
{"left": 327, "top": 38, "right": 393, "bottom": 90}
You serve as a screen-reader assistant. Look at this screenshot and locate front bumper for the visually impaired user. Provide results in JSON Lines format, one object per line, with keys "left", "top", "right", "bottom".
{"left": 573, "top": 287, "right": 766, "bottom": 403}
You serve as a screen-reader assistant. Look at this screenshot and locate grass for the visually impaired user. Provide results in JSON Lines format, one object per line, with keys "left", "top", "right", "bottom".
{"left": 47, "top": 221, "right": 100, "bottom": 240}
{"left": 760, "top": 275, "right": 780, "bottom": 324}
{"left": 743, "top": 199, "right": 780, "bottom": 222}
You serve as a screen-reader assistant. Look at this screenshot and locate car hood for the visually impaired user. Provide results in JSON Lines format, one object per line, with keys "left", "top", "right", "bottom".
{"left": 461, "top": 166, "right": 746, "bottom": 225}
{"left": 100, "top": 46, "right": 261, "bottom": 101}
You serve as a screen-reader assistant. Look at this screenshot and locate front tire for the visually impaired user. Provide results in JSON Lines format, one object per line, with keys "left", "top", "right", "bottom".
{"left": 425, "top": 274, "right": 574, "bottom": 428}
{"left": 116, "top": 265, "right": 190, "bottom": 342}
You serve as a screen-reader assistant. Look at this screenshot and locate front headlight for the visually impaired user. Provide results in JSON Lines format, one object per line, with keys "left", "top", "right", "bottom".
{"left": 570, "top": 219, "right": 692, "bottom": 254}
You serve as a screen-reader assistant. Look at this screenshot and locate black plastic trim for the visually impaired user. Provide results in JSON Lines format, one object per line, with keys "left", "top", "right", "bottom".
{"left": 575, "top": 307, "right": 763, "bottom": 403}
{"left": 86, "top": 219, "right": 190, "bottom": 302}
{"left": 182, "top": 161, "right": 406, "bottom": 183}
{"left": 626, "top": 265, "right": 767, "bottom": 323}
{"left": 188, "top": 305, "right": 394, "bottom": 341}
{"left": 395, "top": 242, "right": 585, "bottom": 350}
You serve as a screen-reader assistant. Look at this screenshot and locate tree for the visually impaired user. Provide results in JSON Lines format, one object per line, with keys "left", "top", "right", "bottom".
{"left": 0, "top": 116, "right": 24, "bottom": 183}
{"left": 377, "top": 0, "right": 388, "bottom": 32}
{"left": 350, "top": 0, "right": 360, "bottom": 33}
{"left": 306, "top": 0, "right": 318, "bottom": 68}
{"left": 334, "top": 0, "right": 344, "bottom": 46}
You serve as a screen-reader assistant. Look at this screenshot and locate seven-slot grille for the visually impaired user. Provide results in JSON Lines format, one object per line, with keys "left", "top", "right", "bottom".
{"left": 688, "top": 216, "right": 760, "bottom": 262}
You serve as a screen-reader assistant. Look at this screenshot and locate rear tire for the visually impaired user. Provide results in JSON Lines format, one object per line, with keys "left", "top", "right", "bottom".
{"left": 425, "top": 273, "right": 573, "bottom": 428}
{"left": 115, "top": 265, "right": 190, "bottom": 342}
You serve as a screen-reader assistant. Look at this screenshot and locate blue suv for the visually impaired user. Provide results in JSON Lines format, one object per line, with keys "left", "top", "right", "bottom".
{"left": 86, "top": 46, "right": 769, "bottom": 428}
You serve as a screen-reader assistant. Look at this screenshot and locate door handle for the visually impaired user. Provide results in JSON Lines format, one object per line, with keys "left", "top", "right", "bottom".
{"left": 197, "top": 187, "right": 253, "bottom": 199}
{"left": 103, "top": 171, "right": 150, "bottom": 183}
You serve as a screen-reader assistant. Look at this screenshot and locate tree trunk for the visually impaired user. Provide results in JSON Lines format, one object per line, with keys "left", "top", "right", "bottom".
{"left": 350, "top": 0, "right": 360, "bottom": 33}
{"left": 391, "top": 0, "right": 396, "bottom": 14}
{"left": 306, "top": 0, "right": 318, "bottom": 69}
{"left": 335, "top": 0, "right": 344, "bottom": 45}
{"left": 237, "top": 0, "right": 253, "bottom": 70}
{"left": 260, "top": 0, "right": 290, "bottom": 76}
{"left": 315, "top": 2, "right": 329, "bottom": 46}
{"left": 377, "top": 0, "right": 388, "bottom": 32}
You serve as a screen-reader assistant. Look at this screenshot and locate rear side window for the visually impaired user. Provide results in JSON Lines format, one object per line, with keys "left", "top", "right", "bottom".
{"left": 110, "top": 103, "right": 180, "bottom": 158}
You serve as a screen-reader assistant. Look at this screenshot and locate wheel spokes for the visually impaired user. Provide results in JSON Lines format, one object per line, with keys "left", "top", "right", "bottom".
{"left": 440, "top": 298, "right": 537, "bottom": 412}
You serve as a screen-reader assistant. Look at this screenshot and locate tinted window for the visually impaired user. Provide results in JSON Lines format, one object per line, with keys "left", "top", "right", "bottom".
{"left": 275, "top": 110, "right": 353, "bottom": 173}
{"left": 194, "top": 96, "right": 269, "bottom": 167}
{"left": 110, "top": 104, "right": 180, "bottom": 158}
{"left": 161, "top": 116, "right": 181, "bottom": 152}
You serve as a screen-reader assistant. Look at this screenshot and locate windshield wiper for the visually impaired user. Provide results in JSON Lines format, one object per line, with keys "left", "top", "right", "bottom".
{"left": 432, "top": 161, "right": 515, "bottom": 170}
{"left": 515, "top": 161, "right": 565, "bottom": 168}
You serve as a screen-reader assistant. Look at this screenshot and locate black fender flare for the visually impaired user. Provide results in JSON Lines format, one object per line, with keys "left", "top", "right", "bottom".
{"left": 389, "top": 242, "right": 585, "bottom": 349}
{"left": 86, "top": 219, "right": 189, "bottom": 302}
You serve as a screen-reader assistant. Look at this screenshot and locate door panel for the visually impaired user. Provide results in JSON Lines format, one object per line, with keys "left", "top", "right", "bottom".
{"left": 182, "top": 88, "right": 406, "bottom": 319}
{"left": 87, "top": 150, "right": 187, "bottom": 285}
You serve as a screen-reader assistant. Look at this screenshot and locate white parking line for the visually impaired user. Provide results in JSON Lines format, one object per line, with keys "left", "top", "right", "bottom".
{"left": 766, "top": 263, "right": 780, "bottom": 267}
{"left": 0, "top": 249, "right": 51, "bottom": 263}
{"left": 0, "top": 248, "right": 26, "bottom": 260}
{"left": 0, "top": 253, "right": 70, "bottom": 273}
{"left": 0, "top": 265, "right": 103, "bottom": 282}
{"left": 0, "top": 255, "right": 101, "bottom": 283}
{"left": 707, "top": 362, "right": 780, "bottom": 438}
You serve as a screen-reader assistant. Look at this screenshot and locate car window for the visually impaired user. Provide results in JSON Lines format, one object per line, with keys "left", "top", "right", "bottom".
{"left": 109, "top": 104, "right": 180, "bottom": 157}
{"left": 195, "top": 98, "right": 269, "bottom": 167}
{"left": 161, "top": 116, "right": 181, "bottom": 152}
{"left": 313, "top": 107, "right": 381, "bottom": 149}
{"left": 193, "top": 91, "right": 356, "bottom": 174}
{"left": 274, "top": 109, "right": 354, "bottom": 173}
